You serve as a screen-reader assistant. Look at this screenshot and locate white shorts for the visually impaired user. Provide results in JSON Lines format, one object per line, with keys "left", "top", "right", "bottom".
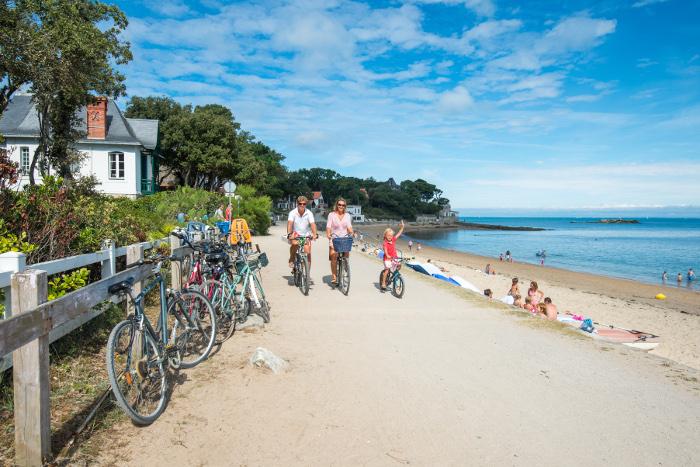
{"left": 384, "top": 259, "right": 399, "bottom": 271}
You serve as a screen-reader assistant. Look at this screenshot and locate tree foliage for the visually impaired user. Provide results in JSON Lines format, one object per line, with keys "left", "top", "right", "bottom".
{"left": 0, "top": 0, "right": 132, "bottom": 182}
{"left": 125, "top": 96, "right": 288, "bottom": 196}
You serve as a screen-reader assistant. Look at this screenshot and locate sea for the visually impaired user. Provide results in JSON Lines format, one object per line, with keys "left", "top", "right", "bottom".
{"left": 405, "top": 217, "right": 700, "bottom": 291}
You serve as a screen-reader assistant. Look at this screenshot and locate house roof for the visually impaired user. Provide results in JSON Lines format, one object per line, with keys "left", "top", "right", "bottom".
{"left": 0, "top": 94, "right": 159, "bottom": 150}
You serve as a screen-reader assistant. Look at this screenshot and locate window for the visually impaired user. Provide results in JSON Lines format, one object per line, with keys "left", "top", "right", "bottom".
{"left": 109, "top": 152, "right": 125, "bottom": 179}
{"left": 20, "top": 147, "right": 30, "bottom": 175}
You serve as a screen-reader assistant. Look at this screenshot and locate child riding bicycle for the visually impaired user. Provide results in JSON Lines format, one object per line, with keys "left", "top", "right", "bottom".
{"left": 381, "top": 220, "right": 404, "bottom": 291}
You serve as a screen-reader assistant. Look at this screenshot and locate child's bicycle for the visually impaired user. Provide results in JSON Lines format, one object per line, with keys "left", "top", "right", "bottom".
{"left": 379, "top": 253, "right": 405, "bottom": 299}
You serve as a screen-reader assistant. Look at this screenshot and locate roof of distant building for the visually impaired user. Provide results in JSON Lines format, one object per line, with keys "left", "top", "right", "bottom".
{"left": 0, "top": 94, "right": 159, "bottom": 150}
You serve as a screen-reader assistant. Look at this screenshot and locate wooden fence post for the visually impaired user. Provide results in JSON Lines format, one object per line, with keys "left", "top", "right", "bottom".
{"left": 11, "top": 269, "right": 50, "bottom": 466}
{"left": 100, "top": 239, "right": 116, "bottom": 279}
{"left": 170, "top": 234, "right": 182, "bottom": 291}
{"left": 126, "top": 244, "right": 144, "bottom": 314}
{"left": 0, "top": 251, "right": 26, "bottom": 319}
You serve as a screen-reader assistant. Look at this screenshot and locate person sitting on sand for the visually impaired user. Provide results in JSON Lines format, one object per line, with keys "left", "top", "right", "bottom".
{"left": 512, "top": 294, "right": 523, "bottom": 308}
{"left": 528, "top": 281, "right": 544, "bottom": 306}
{"left": 484, "top": 289, "right": 493, "bottom": 299}
{"left": 524, "top": 296, "right": 536, "bottom": 313}
{"left": 508, "top": 277, "right": 520, "bottom": 297}
{"left": 543, "top": 297, "right": 558, "bottom": 320}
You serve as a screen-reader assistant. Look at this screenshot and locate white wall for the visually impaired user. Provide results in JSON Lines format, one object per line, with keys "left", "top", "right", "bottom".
{"left": 1, "top": 137, "right": 141, "bottom": 196}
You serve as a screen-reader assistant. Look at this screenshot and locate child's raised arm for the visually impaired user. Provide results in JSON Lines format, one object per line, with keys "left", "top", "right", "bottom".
{"left": 395, "top": 220, "right": 405, "bottom": 239}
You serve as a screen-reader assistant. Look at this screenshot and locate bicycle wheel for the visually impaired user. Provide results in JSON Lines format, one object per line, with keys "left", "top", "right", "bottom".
{"left": 106, "top": 319, "right": 167, "bottom": 426}
{"left": 200, "top": 279, "right": 236, "bottom": 343}
{"left": 299, "top": 257, "right": 309, "bottom": 296}
{"left": 247, "top": 275, "right": 270, "bottom": 323}
{"left": 166, "top": 290, "right": 216, "bottom": 369}
{"left": 339, "top": 257, "right": 350, "bottom": 296}
{"left": 392, "top": 274, "right": 405, "bottom": 299}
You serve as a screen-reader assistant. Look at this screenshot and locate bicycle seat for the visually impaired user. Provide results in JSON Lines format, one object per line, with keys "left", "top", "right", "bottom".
{"left": 108, "top": 277, "right": 135, "bottom": 295}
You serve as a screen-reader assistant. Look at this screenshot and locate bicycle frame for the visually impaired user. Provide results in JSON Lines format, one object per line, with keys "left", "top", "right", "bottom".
{"left": 130, "top": 270, "right": 170, "bottom": 348}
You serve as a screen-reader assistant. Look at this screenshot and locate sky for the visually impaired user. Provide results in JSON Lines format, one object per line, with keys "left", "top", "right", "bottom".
{"left": 113, "top": 0, "right": 700, "bottom": 211}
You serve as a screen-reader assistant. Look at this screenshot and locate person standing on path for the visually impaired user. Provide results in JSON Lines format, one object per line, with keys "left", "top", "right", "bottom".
{"left": 326, "top": 197, "right": 353, "bottom": 285}
{"left": 287, "top": 196, "right": 318, "bottom": 271}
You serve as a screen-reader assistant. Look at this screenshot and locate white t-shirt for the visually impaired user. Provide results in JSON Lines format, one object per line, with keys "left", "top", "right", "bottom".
{"left": 288, "top": 208, "right": 315, "bottom": 236}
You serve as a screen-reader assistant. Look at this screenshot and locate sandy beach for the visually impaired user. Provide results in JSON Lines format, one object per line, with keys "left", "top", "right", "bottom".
{"left": 359, "top": 223, "right": 700, "bottom": 370}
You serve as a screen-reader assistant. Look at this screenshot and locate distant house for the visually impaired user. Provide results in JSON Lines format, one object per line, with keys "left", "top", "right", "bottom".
{"left": 311, "top": 191, "right": 325, "bottom": 209}
{"left": 416, "top": 214, "right": 439, "bottom": 224}
{"left": 439, "top": 203, "right": 459, "bottom": 224}
{"left": 276, "top": 194, "right": 296, "bottom": 211}
{"left": 347, "top": 204, "right": 365, "bottom": 222}
{"left": 0, "top": 94, "right": 159, "bottom": 197}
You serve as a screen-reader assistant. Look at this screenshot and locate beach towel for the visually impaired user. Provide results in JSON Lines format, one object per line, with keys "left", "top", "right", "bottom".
{"left": 500, "top": 295, "right": 515, "bottom": 305}
{"left": 450, "top": 276, "right": 481, "bottom": 293}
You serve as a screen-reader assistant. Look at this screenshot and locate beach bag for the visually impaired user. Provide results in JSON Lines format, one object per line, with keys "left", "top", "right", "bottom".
{"left": 580, "top": 318, "right": 594, "bottom": 333}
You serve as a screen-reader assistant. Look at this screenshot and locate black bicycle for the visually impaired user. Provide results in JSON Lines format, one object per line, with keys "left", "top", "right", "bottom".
{"left": 289, "top": 235, "right": 312, "bottom": 295}
{"left": 332, "top": 235, "right": 353, "bottom": 295}
{"left": 105, "top": 257, "right": 216, "bottom": 425}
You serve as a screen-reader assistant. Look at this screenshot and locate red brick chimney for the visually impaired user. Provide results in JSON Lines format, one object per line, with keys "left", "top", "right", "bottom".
{"left": 86, "top": 97, "right": 108, "bottom": 139}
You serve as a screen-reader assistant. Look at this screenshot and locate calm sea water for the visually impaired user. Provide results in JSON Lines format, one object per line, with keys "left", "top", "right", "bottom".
{"left": 406, "top": 217, "right": 700, "bottom": 291}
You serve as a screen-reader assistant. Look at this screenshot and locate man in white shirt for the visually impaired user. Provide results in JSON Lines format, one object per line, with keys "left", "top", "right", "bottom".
{"left": 287, "top": 195, "right": 318, "bottom": 270}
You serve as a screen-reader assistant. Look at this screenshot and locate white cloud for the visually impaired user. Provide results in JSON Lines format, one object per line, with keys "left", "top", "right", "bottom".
{"left": 142, "top": 0, "right": 191, "bottom": 17}
{"left": 410, "top": 0, "right": 496, "bottom": 17}
{"left": 632, "top": 0, "right": 671, "bottom": 8}
{"left": 438, "top": 86, "right": 474, "bottom": 113}
{"left": 636, "top": 58, "right": 658, "bottom": 68}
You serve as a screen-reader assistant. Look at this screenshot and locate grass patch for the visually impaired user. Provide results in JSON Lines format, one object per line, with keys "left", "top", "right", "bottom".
{"left": 0, "top": 300, "right": 136, "bottom": 464}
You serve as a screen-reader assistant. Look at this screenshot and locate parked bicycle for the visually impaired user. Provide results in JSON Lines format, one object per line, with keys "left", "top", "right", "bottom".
{"left": 380, "top": 252, "right": 405, "bottom": 299}
{"left": 105, "top": 256, "right": 217, "bottom": 425}
{"left": 331, "top": 235, "right": 353, "bottom": 295}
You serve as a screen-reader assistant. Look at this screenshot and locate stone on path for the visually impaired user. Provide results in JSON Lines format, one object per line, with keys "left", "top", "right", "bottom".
{"left": 250, "top": 347, "right": 288, "bottom": 374}
{"left": 237, "top": 314, "right": 265, "bottom": 332}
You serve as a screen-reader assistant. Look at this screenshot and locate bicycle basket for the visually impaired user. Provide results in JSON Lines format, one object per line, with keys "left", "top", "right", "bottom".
{"left": 332, "top": 237, "right": 353, "bottom": 253}
{"left": 216, "top": 221, "right": 230, "bottom": 235}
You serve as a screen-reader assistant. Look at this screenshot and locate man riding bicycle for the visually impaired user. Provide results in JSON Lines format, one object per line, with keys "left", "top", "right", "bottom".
{"left": 287, "top": 195, "right": 318, "bottom": 271}
{"left": 326, "top": 197, "right": 354, "bottom": 285}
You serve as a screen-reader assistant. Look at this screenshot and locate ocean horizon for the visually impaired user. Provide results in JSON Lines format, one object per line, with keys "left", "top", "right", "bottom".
{"left": 405, "top": 217, "right": 700, "bottom": 291}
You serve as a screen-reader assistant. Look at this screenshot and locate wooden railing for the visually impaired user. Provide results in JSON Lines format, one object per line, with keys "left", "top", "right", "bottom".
{"left": 0, "top": 234, "right": 191, "bottom": 465}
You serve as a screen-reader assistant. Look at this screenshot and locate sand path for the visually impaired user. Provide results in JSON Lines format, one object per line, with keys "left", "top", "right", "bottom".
{"left": 97, "top": 225, "right": 700, "bottom": 466}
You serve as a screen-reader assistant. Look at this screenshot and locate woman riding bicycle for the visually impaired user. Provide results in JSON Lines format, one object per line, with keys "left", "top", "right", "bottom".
{"left": 326, "top": 197, "right": 354, "bottom": 285}
{"left": 381, "top": 220, "right": 404, "bottom": 291}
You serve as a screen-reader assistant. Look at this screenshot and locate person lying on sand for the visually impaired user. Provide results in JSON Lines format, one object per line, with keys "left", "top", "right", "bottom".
{"left": 543, "top": 297, "right": 558, "bottom": 320}
{"left": 427, "top": 259, "right": 449, "bottom": 273}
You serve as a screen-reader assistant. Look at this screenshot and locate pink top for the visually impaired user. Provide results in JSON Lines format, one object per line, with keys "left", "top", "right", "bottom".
{"left": 327, "top": 211, "right": 352, "bottom": 238}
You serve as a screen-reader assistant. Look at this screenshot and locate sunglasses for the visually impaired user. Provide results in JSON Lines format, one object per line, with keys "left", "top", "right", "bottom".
{"left": 337, "top": 204, "right": 346, "bottom": 207}
{"left": 298, "top": 203, "right": 306, "bottom": 206}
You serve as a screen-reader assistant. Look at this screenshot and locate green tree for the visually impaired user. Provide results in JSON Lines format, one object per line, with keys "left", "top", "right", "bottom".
{"left": 17, "top": 0, "right": 132, "bottom": 183}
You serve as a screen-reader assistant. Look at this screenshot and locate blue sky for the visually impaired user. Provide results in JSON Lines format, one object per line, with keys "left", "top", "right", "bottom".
{"left": 113, "top": 0, "right": 700, "bottom": 210}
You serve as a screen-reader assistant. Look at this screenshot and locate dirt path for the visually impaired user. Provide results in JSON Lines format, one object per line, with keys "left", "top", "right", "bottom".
{"left": 96, "top": 225, "right": 700, "bottom": 466}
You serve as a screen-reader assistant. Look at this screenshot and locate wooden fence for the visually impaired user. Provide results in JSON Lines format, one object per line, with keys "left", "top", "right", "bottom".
{"left": 0, "top": 234, "right": 190, "bottom": 466}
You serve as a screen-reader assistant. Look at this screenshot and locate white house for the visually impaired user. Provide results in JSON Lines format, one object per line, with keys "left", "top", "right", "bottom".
{"left": 347, "top": 204, "right": 365, "bottom": 222}
{"left": 0, "top": 94, "right": 159, "bottom": 197}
